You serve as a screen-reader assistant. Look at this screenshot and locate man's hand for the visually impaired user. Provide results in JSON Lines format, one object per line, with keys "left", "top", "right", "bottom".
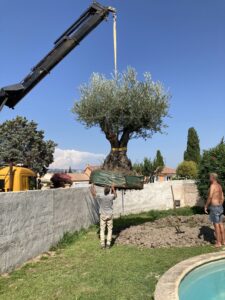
{"left": 111, "top": 184, "right": 117, "bottom": 199}
{"left": 204, "top": 206, "right": 208, "bottom": 214}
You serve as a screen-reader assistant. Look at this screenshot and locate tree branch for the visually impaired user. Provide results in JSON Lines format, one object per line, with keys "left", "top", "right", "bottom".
{"left": 120, "top": 129, "right": 131, "bottom": 147}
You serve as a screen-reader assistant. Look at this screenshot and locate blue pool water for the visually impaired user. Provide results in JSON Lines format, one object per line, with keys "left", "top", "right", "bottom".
{"left": 179, "top": 259, "right": 225, "bottom": 300}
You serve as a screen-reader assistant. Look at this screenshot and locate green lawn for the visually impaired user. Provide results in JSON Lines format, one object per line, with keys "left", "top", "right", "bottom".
{"left": 0, "top": 208, "right": 217, "bottom": 300}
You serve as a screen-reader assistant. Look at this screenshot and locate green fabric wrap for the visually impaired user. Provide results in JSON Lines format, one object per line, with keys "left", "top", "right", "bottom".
{"left": 90, "top": 170, "right": 144, "bottom": 190}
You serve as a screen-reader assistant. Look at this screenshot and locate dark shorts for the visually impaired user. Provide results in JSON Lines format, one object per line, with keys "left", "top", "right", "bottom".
{"left": 209, "top": 205, "right": 224, "bottom": 224}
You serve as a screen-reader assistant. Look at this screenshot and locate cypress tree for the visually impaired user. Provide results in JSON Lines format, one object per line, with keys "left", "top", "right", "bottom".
{"left": 154, "top": 150, "right": 165, "bottom": 168}
{"left": 184, "top": 127, "right": 201, "bottom": 164}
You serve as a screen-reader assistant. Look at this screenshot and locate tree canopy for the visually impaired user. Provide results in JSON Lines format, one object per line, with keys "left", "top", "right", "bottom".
{"left": 184, "top": 127, "right": 201, "bottom": 164}
{"left": 0, "top": 116, "right": 57, "bottom": 175}
{"left": 73, "top": 68, "right": 170, "bottom": 170}
{"left": 197, "top": 140, "right": 225, "bottom": 200}
{"left": 133, "top": 154, "right": 163, "bottom": 182}
{"left": 176, "top": 161, "right": 198, "bottom": 179}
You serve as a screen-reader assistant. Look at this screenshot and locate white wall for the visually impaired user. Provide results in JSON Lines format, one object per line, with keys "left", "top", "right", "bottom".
{"left": 113, "top": 180, "right": 202, "bottom": 217}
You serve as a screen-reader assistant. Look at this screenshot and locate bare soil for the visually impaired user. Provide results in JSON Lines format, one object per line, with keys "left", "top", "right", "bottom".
{"left": 116, "top": 215, "right": 217, "bottom": 248}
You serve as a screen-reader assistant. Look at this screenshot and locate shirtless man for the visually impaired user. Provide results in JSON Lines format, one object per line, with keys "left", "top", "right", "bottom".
{"left": 205, "top": 173, "right": 225, "bottom": 247}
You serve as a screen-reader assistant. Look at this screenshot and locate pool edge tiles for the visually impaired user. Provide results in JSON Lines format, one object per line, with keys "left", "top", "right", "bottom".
{"left": 154, "top": 252, "right": 225, "bottom": 300}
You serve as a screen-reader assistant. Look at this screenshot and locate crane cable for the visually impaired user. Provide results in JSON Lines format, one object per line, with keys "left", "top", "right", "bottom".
{"left": 113, "top": 12, "right": 118, "bottom": 80}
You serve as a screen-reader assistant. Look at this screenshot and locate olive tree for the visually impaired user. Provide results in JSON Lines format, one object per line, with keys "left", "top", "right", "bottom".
{"left": 73, "top": 68, "right": 170, "bottom": 171}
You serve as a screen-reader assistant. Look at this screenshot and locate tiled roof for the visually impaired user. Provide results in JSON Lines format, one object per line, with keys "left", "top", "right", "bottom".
{"left": 84, "top": 165, "right": 100, "bottom": 171}
{"left": 159, "top": 167, "right": 176, "bottom": 175}
{"left": 68, "top": 173, "right": 89, "bottom": 182}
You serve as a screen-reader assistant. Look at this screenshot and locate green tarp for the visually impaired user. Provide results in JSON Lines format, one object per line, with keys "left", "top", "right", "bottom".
{"left": 90, "top": 170, "right": 144, "bottom": 190}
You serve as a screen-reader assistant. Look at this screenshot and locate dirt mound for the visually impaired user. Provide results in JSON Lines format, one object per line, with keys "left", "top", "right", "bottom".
{"left": 116, "top": 215, "right": 216, "bottom": 248}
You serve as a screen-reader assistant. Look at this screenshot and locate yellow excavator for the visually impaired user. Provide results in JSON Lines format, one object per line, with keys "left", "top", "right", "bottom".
{"left": 0, "top": 166, "right": 36, "bottom": 192}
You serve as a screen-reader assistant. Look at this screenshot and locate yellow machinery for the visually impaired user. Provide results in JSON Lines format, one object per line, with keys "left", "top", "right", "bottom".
{"left": 0, "top": 166, "right": 36, "bottom": 192}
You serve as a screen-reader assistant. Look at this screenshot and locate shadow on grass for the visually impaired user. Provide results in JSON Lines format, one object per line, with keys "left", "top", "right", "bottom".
{"left": 50, "top": 229, "right": 87, "bottom": 251}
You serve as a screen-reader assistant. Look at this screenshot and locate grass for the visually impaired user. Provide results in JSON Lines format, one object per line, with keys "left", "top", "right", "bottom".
{"left": 0, "top": 207, "right": 216, "bottom": 300}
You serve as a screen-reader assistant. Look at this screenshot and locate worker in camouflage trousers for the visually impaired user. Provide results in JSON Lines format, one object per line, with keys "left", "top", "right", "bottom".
{"left": 91, "top": 184, "right": 117, "bottom": 249}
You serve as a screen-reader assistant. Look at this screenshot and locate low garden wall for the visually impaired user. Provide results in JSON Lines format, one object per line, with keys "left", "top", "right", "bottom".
{"left": 0, "top": 188, "right": 98, "bottom": 273}
{"left": 0, "top": 180, "right": 202, "bottom": 273}
{"left": 114, "top": 180, "right": 203, "bottom": 216}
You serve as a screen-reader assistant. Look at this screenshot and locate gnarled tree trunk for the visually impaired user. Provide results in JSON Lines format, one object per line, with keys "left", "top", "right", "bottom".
{"left": 102, "top": 130, "right": 132, "bottom": 172}
{"left": 103, "top": 149, "right": 132, "bottom": 171}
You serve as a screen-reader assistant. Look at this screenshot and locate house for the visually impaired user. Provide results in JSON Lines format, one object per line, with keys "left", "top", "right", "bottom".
{"left": 68, "top": 173, "right": 90, "bottom": 187}
{"left": 157, "top": 167, "right": 176, "bottom": 182}
{"left": 84, "top": 165, "right": 100, "bottom": 177}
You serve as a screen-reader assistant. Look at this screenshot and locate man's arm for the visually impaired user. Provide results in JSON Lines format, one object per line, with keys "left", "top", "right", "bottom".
{"left": 221, "top": 189, "right": 224, "bottom": 204}
{"left": 205, "top": 185, "right": 214, "bottom": 214}
{"left": 111, "top": 184, "right": 117, "bottom": 199}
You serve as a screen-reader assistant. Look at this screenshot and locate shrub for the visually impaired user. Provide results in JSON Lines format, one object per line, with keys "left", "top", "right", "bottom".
{"left": 197, "top": 140, "right": 225, "bottom": 200}
{"left": 51, "top": 173, "right": 72, "bottom": 188}
{"left": 176, "top": 161, "right": 198, "bottom": 179}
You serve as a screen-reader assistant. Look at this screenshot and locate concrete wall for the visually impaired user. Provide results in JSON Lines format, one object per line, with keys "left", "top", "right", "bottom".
{"left": 0, "top": 180, "right": 201, "bottom": 273}
{"left": 113, "top": 180, "right": 203, "bottom": 217}
{"left": 0, "top": 188, "right": 98, "bottom": 273}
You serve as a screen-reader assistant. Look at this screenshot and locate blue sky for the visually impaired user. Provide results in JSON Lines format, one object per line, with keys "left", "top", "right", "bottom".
{"left": 0, "top": 0, "right": 225, "bottom": 168}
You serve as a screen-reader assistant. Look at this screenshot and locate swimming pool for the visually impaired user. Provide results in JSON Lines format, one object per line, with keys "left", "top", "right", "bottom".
{"left": 179, "top": 259, "right": 225, "bottom": 300}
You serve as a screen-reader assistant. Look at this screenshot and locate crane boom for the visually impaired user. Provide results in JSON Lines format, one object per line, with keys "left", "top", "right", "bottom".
{"left": 0, "top": 2, "right": 115, "bottom": 111}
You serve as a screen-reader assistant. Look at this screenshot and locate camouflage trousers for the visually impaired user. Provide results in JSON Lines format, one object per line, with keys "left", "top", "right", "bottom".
{"left": 100, "top": 215, "right": 113, "bottom": 246}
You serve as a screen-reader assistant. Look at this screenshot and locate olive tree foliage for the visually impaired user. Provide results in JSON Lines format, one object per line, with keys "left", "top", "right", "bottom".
{"left": 73, "top": 68, "right": 170, "bottom": 171}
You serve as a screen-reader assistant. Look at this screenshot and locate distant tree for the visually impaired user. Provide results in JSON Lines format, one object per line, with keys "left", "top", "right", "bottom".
{"left": 0, "top": 116, "right": 57, "bottom": 175}
{"left": 73, "top": 68, "right": 170, "bottom": 171}
{"left": 142, "top": 157, "right": 156, "bottom": 182}
{"left": 133, "top": 158, "right": 155, "bottom": 182}
{"left": 154, "top": 150, "right": 165, "bottom": 173}
{"left": 68, "top": 166, "right": 72, "bottom": 173}
{"left": 176, "top": 161, "right": 198, "bottom": 179}
{"left": 132, "top": 162, "right": 143, "bottom": 175}
{"left": 184, "top": 127, "right": 201, "bottom": 164}
{"left": 197, "top": 140, "right": 225, "bottom": 200}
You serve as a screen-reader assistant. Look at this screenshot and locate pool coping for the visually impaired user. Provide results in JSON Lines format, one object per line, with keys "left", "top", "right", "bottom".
{"left": 154, "top": 251, "right": 225, "bottom": 300}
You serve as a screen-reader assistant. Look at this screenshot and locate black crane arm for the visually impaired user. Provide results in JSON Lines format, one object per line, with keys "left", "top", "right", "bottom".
{"left": 0, "top": 2, "right": 115, "bottom": 111}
